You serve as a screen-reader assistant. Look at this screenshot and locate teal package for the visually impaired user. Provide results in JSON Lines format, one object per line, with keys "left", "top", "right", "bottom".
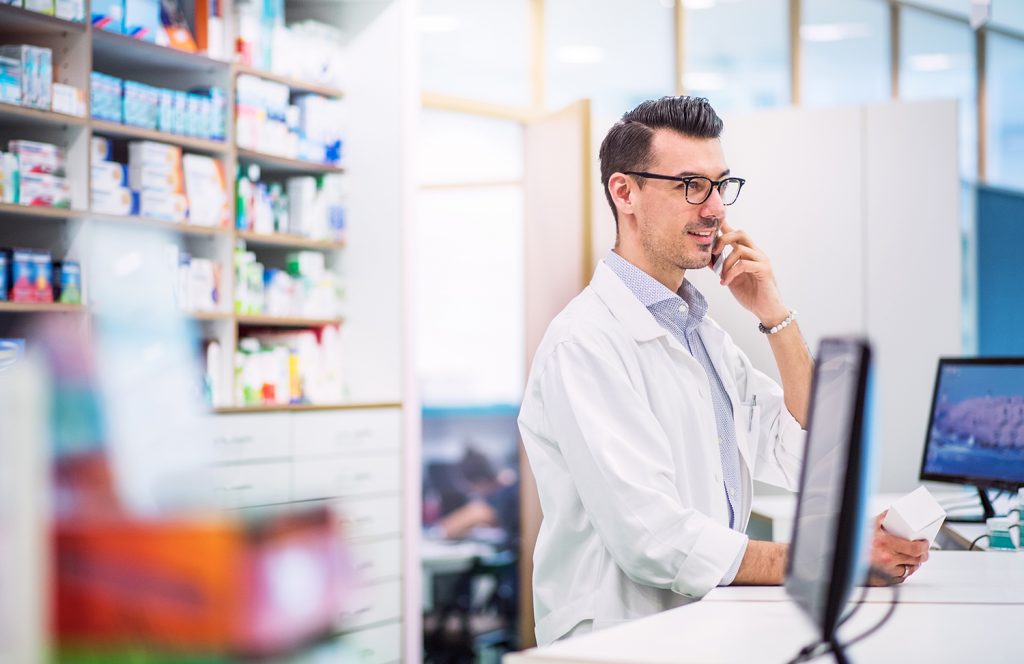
{"left": 124, "top": 0, "right": 159, "bottom": 42}
{"left": 90, "top": 0, "right": 124, "bottom": 33}
{"left": 0, "top": 250, "right": 8, "bottom": 301}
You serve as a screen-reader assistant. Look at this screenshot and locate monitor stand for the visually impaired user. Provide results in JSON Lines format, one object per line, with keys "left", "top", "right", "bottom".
{"left": 944, "top": 486, "right": 997, "bottom": 523}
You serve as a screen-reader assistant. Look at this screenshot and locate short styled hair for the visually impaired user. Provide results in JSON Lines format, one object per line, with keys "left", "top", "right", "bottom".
{"left": 598, "top": 96, "right": 724, "bottom": 225}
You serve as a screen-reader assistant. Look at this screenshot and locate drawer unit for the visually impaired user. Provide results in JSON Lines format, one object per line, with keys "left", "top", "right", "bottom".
{"left": 333, "top": 495, "right": 402, "bottom": 541}
{"left": 339, "top": 578, "right": 402, "bottom": 632}
{"left": 349, "top": 537, "right": 402, "bottom": 584}
{"left": 336, "top": 621, "right": 403, "bottom": 664}
{"left": 206, "top": 413, "right": 291, "bottom": 463}
{"left": 291, "top": 408, "right": 402, "bottom": 458}
{"left": 293, "top": 453, "right": 401, "bottom": 501}
{"left": 211, "top": 461, "right": 290, "bottom": 509}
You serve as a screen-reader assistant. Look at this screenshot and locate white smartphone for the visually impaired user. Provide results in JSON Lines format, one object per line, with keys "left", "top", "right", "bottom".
{"left": 711, "top": 230, "right": 732, "bottom": 278}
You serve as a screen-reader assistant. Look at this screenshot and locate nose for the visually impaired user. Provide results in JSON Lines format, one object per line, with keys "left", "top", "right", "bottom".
{"left": 700, "top": 186, "right": 726, "bottom": 220}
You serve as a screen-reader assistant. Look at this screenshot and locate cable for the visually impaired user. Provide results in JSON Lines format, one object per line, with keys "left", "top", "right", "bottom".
{"left": 969, "top": 523, "right": 1020, "bottom": 550}
{"left": 836, "top": 572, "right": 900, "bottom": 652}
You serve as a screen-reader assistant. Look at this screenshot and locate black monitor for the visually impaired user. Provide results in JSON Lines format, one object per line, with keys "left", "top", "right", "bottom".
{"left": 919, "top": 357, "right": 1024, "bottom": 520}
{"left": 785, "top": 337, "right": 874, "bottom": 657}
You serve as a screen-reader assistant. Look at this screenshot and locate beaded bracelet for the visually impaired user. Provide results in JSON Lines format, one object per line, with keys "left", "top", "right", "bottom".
{"left": 758, "top": 310, "right": 797, "bottom": 335}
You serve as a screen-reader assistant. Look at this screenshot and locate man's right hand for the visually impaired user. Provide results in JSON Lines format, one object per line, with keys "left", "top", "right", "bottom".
{"left": 868, "top": 511, "right": 930, "bottom": 585}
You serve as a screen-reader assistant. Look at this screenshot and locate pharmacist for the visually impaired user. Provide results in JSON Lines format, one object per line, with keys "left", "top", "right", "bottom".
{"left": 517, "top": 96, "right": 930, "bottom": 645}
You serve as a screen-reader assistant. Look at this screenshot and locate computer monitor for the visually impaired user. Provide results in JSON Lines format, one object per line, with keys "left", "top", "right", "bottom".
{"left": 785, "top": 337, "right": 874, "bottom": 651}
{"left": 919, "top": 358, "right": 1024, "bottom": 519}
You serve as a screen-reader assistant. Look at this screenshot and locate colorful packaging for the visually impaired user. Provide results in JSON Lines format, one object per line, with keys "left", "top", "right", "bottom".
{"left": 127, "top": 140, "right": 182, "bottom": 172}
{"left": 138, "top": 190, "right": 187, "bottom": 222}
{"left": 89, "top": 72, "right": 123, "bottom": 122}
{"left": 55, "top": 0, "right": 85, "bottom": 21}
{"left": 19, "top": 173, "right": 70, "bottom": 208}
{"left": 0, "top": 55, "right": 20, "bottom": 105}
{"left": 90, "top": 136, "right": 111, "bottom": 163}
{"left": 90, "top": 187, "right": 135, "bottom": 216}
{"left": 0, "top": 152, "right": 17, "bottom": 204}
{"left": 24, "top": 0, "right": 54, "bottom": 15}
{"left": 124, "top": 0, "right": 159, "bottom": 42}
{"left": 54, "top": 261, "right": 81, "bottom": 304}
{"left": 0, "top": 46, "right": 52, "bottom": 110}
{"left": 10, "top": 249, "right": 35, "bottom": 302}
{"left": 51, "top": 82, "right": 86, "bottom": 117}
{"left": 128, "top": 164, "right": 183, "bottom": 193}
{"left": 8, "top": 140, "right": 64, "bottom": 176}
{"left": 91, "top": 0, "right": 123, "bottom": 32}
{"left": 91, "top": 161, "right": 127, "bottom": 192}
{"left": 182, "top": 154, "right": 227, "bottom": 227}
{"left": 0, "top": 250, "right": 8, "bottom": 301}
{"left": 32, "top": 251, "right": 53, "bottom": 303}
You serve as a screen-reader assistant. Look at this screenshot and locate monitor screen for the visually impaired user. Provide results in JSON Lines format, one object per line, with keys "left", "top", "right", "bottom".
{"left": 785, "top": 338, "right": 873, "bottom": 642}
{"left": 920, "top": 358, "right": 1024, "bottom": 489}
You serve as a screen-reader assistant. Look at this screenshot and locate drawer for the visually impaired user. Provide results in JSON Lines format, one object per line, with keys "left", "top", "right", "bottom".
{"left": 211, "top": 461, "right": 290, "bottom": 509}
{"left": 339, "top": 578, "right": 402, "bottom": 632}
{"left": 336, "top": 621, "right": 403, "bottom": 664}
{"left": 349, "top": 537, "right": 402, "bottom": 584}
{"left": 291, "top": 408, "right": 401, "bottom": 458}
{"left": 333, "top": 495, "right": 402, "bottom": 541}
{"left": 207, "top": 413, "right": 290, "bottom": 463}
{"left": 293, "top": 453, "right": 401, "bottom": 501}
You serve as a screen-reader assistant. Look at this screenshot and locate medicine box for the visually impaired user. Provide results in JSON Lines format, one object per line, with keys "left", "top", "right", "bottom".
{"left": 90, "top": 187, "right": 136, "bottom": 216}
{"left": 19, "top": 173, "right": 70, "bottom": 208}
{"left": 91, "top": 0, "right": 124, "bottom": 33}
{"left": 32, "top": 251, "right": 53, "bottom": 302}
{"left": 0, "top": 45, "right": 52, "bottom": 111}
{"left": 91, "top": 137, "right": 112, "bottom": 163}
{"left": 138, "top": 190, "right": 187, "bottom": 222}
{"left": 55, "top": 0, "right": 84, "bottom": 21}
{"left": 55, "top": 261, "right": 81, "bottom": 305}
{"left": 9, "top": 140, "right": 64, "bottom": 176}
{"left": 0, "top": 250, "right": 8, "bottom": 301}
{"left": 128, "top": 165, "right": 183, "bottom": 193}
{"left": 128, "top": 141, "right": 182, "bottom": 172}
{"left": 52, "top": 83, "right": 86, "bottom": 117}
{"left": 124, "top": 0, "right": 160, "bottom": 43}
{"left": 91, "top": 161, "right": 127, "bottom": 192}
{"left": 24, "top": 0, "right": 54, "bottom": 15}
{"left": 0, "top": 56, "right": 21, "bottom": 105}
{"left": 10, "top": 249, "right": 35, "bottom": 302}
{"left": 0, "top": 153, "right": 17, "bottom": 204}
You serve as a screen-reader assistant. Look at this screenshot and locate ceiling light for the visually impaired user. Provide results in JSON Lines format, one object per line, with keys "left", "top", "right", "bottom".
{"left": 909, "top": 53, "right": 955, "bottom": 72}
{"left": 556, "top": 45, "right": 606, "bottom": 65}
{"left": 800, "top": 22, "right": 871, "bottom": 42}
{"left": 419, "top": 15, "right": 462, "bottom": 33}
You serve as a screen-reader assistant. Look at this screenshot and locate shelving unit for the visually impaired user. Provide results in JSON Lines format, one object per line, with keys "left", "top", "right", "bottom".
{"left": 2, "top": 2, "right": 413, "bottom": 659}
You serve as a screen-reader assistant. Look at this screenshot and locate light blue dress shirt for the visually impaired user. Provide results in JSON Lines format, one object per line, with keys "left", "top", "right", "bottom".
{"left": 604, "top": 250, "right": 746, "bottom": 584}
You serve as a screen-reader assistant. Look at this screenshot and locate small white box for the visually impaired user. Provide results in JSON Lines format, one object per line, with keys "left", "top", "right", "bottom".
{"left": 127, "top": 140, "right": 182, "bottom": 172}
{"left": 128, "top": 165, "right": 183, "bottom": 193}
{"left": 882, "top": 486, "right": 947, "bottom": 545}
{"left": 90, "top": 187, "right": 134, "bottom": 216}
{"left": 90, "top": 161, "right": 126, "bottom": 192}
{"left": 138, "top": 190, "right": 187, "bottom": 222}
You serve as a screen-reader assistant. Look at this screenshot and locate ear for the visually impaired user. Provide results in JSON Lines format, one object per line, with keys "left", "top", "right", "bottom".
{"left": 608, "top": 172, "right": 636, "bottom": 218}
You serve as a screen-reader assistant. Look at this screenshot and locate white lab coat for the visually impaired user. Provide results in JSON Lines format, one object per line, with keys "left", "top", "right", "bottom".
{"left": 518, "top": 261, "right": 806, "bottom": 645}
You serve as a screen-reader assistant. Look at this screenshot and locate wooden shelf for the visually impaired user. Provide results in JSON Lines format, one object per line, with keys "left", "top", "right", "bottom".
{"left": 236, "top": 148, "right": 345, "bottom": 175}
{"left": 186, "top": 310, "right": 234, "bottom": 322}
{"left": 83, "top": 212, "right": 233, "bottom": 237}
{"left": 0, "top": 4, "right": 86, "bottom": 35}
{"left": 237, "top": 230, "right": 346, "bottom": 250}
{"left": 92, "top": 29, "right": 230, "bottom": 76}
{"left": 214, "top": 402, "right": 401, "bottom": 414}
{"left": 234, "top": 64, "right": 345, "bottom": 98}
{"left": 0, "top": 302, "right": 84, "bottom": 314}
{"left": 236, "top": 314, "right": 343, "bottom": 328}
{"left": 0, "top": 202, "right": 77, "bottom": 221}
{"left": 0, "top": 102, "right": 87, "bottom": 128}
{"left": 91, "top": 120, "right": 229, "bottom": 154}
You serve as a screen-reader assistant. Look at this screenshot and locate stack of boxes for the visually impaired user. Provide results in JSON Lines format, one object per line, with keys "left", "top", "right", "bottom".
{"left": 90, "top": 0, "right": 160, "bottom": 41}
{"left": 235, "top": 166, "right": 346, "bottom": 241}
{"left": 89, "top": 137, "right": 133, "bottom": 216}
{"left": 90, "top": 72, "right": 227, "bottom": 141}
{"left": 0, "top": 247, "right": 81, "bottom": 305}
{"left": 129, "top": 141, "right": 188, "bottom": 222}
{"left": 166, "top": 244, "right": 223, "bottom": 313}
{"left": 0, "top": 45, "right": 52, "bottom": 110}
{"left": 234, "top": 244, "right": 344, "bottom": 319}
{"left": 5, "top": 0, "right": 85, "bottom": 21}
{"left": 3, "top": 140, "right": 71, "bottom": 208}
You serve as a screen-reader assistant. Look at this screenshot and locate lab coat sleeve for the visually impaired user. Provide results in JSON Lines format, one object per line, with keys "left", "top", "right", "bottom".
{"left": 539, "top": 338, "right": 749, "bottom": 598}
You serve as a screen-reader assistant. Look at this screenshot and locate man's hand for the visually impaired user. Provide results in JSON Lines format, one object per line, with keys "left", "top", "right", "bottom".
{"left": 868, "top": 511, "right": 930, "bottom": 585}
{"left": 711, "top": 221, "right": 788, "bottom": 327}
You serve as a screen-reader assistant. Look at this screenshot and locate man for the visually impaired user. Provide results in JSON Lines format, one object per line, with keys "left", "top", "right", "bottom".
{"left": 517, "top": 96, "right": 929, "bottom": 646}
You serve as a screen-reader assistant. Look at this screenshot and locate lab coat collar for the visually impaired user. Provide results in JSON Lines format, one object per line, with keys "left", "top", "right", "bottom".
{"left": 590, "top": 261, "right": 674, "bottom": 342}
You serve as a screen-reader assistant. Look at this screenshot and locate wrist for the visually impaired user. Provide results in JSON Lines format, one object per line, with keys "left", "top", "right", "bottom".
{"left": 757, "top": 305, "right": 790, "bottom": 328}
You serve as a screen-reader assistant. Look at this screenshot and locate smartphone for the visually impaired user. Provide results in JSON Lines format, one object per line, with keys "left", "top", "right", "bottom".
{"left": 711, "top": 230, "right": 732, "bottom": 278}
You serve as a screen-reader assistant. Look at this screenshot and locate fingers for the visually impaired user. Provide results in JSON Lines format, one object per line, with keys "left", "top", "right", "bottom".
{"left": 720, "top": 246, "right": 770, "bottom": 287}
{"left": 712, "top": 227, "right": 760, "bottom": 255}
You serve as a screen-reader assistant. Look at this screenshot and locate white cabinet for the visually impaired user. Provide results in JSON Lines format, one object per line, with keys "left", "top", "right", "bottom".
{"left": 349, "top": 537, "right": 403, "bottom": 585}
{"left": 211, "top": 461, "right": 291, "bottom": 509}
{"left": 207, "top": 413, "right": 291, "bottom": 463}
{"left": 337, "top": 621, "right": 403, "bottom": 664}
{"left": 291, "top": 409, "right": 402, "bottom": 458}
{"left": 293, "top": 452, "right": 402, "bottom": 502}
{"left": 334, "top": 495, "right": 403, "bottom": 541}
{"left": 339, "top": 578, "right": 403, "bottom": 632}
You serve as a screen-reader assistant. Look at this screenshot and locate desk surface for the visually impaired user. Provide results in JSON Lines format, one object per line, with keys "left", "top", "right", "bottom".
{"left": 505, "top": 601, "right": 1024, "bottom": 664}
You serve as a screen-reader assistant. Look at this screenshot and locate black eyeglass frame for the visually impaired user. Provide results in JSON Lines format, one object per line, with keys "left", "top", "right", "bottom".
{"left": 622, "top": 171, "right": 747, "bottom": 206}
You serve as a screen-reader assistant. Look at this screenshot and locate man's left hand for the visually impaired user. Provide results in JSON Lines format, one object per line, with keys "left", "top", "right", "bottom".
{"left": 712, "top": 222, "right": 788, "bottom": 327}
{"left": 868, "top": 511, "right": 930, "bottom": 585}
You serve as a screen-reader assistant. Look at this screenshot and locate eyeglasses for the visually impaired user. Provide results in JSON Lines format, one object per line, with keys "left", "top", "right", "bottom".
{"left": 623, "top": 171, "right": 746, "bottom": 206}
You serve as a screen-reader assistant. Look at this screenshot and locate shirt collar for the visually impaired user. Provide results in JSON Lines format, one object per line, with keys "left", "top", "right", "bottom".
{"left": 603, "top": 250, "right": 709, "bottom": 325}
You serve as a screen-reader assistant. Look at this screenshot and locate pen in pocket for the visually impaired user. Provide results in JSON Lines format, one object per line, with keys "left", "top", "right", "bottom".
{"left": 748, "top": 394, "right": 757, "bottom": 432}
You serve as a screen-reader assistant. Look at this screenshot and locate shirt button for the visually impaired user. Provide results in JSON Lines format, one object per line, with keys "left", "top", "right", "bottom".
{"left": 678, "top": 304, "right": 687, "bottom": 314}
{"left": 718, "top": 437, "right": 723, "bottom": 446}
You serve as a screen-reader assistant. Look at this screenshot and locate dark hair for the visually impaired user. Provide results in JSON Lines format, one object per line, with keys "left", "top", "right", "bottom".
{"left": 460, "top": 445, "right": 496, "bottom": 485}
{"left": 598, "top": 96, "right": 724, "bottom": 226}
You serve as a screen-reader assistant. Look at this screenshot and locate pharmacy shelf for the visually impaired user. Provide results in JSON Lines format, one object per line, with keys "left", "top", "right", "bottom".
{"left": 0, "top": 302, "right": 84, "bottom": 314}
{"left": 236, "top": 314, "right": 343, "bottom": 328}
{"left": 91, "top": 120, "right": 229, "bottom": 155}
{"left": 213, "top": 402, "right": 402, "bottom": 414}
{"left": 236, "top": 148, "right": 345, "bottom": 175}
{"left": 186, "top": 310, "right": 234, "bottom": 322}
{"left": 0, "top": 202, "right": 77, "bottom": 221}
{"left": 0, "top": 4, "right": 87, "bottom": 36}
{"left": 237, "top": 230, "right": 346, "bottom": 250}
{"left": 0, "top": 102, "right": 87, "bottom": 128}
{"left": 83, "top": 211, "right": 233, "bottom": 237}
{"left": 234, "top": 64, "right": 345, "bottom": 99}
{"left": 91, "top": 29, "right": 230, "bottom": 76}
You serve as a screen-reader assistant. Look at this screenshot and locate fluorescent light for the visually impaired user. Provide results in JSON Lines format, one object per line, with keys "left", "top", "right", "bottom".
{"left": 556, "top": 45, "right": 606, "bottom": 65}
{"left": 909, "top": 53, "right": 955, "bottom": 72}
{"left": 800, "top": 22, "right": 871, "bottom": 42}
{"left": 419, "top": 15, "right": 462, "bottom": 33}
{"left": 685, "top": 71, "right": 725, "bottom": 90}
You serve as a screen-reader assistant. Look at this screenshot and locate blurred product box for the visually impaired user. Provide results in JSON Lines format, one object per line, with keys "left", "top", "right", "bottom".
{"left": 90, "top": 187, "right": 136, "bottom": 216}
{"left": 91, "top": 0, "right": 124, "bottom": 33}
{"left": 51, "top": 83, "right": 86, "bottom": 117}
{"left": 124, "top": 0, "right": 159, "bottom": 42}
{"left": 31, "top": 251, "right": 53, "bottom": 302}
{"left": 9, "top": 248, "right": 52, "bottom": 302}
{"left": 0, "top": 152, "right": 17, "bottom": 203}
{"left": 91, "top": 137, "right": 112, "bottom": 163}
{"left": 0, "top": 45, "right": 52, "bottom": 110}
{"left": 0, "top": 55, "right": 21, "bottom": 105}
{"left": 0, "top": 250, "right": 8, "bottom": 301}
{"left": 23, "top": 0, "right": 54, "bottom": 15}
{"left": 8, "top": 139, "right": 65, "bottom": 176}
{"left": 90, "top": 72, "right": 123, "bottom": 123}
{"left": 128, "top": 164, "right": 183, "bottom": 193}
{"left": 55, "top": 0, "right": 85, "bottom": 21}
{"left": 138, "top": 190, "right": 187, "bottom": 222}
{"left": 19, "top": 172, "right": 70, "bottom": 208}
{"left": 128, "top": 140, "right": 182, "bottom": 172}
{"left": 182, "top": 154, "right": 227, "bottom": 227}
{"left": 122, "top": 80, "right": 160, "bottom": 130}
{"left": 55, "top": 507, "right": 347, "bottom": 658}
{"left": 91, "top": 161, "right": 127, "bottom": 193}
{"left": 53, "top": 261, "right": 81, "bottom": 304}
